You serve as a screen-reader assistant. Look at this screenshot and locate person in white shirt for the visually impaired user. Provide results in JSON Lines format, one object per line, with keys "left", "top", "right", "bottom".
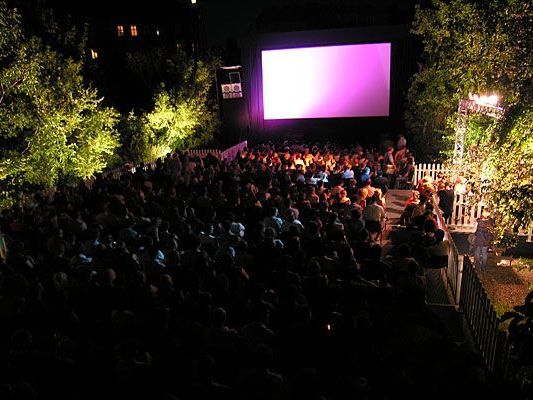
{"left": 363, "top": 196, "right": 386, "bottom": 240}
{"left": 341, "top": 165, "right": 354, "bottom": 180}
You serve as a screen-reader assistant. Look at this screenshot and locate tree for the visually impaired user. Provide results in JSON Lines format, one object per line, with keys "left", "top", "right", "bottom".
{"left": 407, "top": 0, "right": 533, "bottom": 239}
{"left": 127, "top": 50, "right": 221, "bottom": 162}
{"left": 406, "top": 0, "right": 533, "bottom": 161}
{"left": 484, "top": 109, "right": 533, "bottom": 239}
{"left": 0, "top": 1, "right": 119, "bottom": 197}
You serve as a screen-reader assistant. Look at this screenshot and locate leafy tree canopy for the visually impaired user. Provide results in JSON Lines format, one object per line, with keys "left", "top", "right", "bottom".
{"left": 407, "top": 0, "right": 532, "bottom": 160}
{"left": 407, "top": 0, "right": 533, "bottom": 239}
{"left": 0, "top": 1, "right": 119, "bottom": 204}
{"left": 124, "top": 50, "right": 222, "bottom": 163}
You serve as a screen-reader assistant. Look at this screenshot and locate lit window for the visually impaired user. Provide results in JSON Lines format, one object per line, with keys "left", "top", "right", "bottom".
{"left": 90, "top": 49, "right": 98, "bottom": 59}
{"left": 117, "top": 25, "right": 124, "bottom": 37}
{"left": 130, "top": 25, "right": 138, "bottom": 37}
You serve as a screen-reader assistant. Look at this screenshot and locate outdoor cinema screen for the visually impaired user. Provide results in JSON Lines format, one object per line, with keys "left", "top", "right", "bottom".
{"left": 261, "top": 43, "right": 391, "bottom": 120}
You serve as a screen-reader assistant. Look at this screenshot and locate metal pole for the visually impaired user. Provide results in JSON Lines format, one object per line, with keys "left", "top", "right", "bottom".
{"left": 453, "top": 100, "right": 469, "bottom": 166}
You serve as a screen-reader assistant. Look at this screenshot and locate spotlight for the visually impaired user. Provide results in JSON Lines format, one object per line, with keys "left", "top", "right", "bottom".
{"left": 468, "top": 93, "right": 500, "bottom": 107}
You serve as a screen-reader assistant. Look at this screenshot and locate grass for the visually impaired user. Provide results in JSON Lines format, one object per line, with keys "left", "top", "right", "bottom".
{"left": 477, "top": 255, "right": 532, "bottom": 317}
{"left": 514, "top": 257, "right": 533, "bottom": 272}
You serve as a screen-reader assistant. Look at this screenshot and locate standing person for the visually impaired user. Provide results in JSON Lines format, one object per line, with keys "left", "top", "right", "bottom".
{"left": 383, "top": 147, "right": 396, "bottom": 188}
{"left": 473, "top": 211, "right": 494, "bottom": 269}
{"left": 363, "top": 196, "right": 386, "bottom": 241}
{"left": 437, "top": 183, "right": 455, "bottom": 222}
{"left": 397, "top": 134, "right": 407, "bottom": 150}
{"left": 384, "top": 147, "right": 396, "bottom": 171}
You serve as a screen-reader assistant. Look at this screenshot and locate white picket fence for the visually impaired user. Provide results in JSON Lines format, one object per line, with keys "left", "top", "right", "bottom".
{"left": 413, "top": 162, "right": 449, "bottom": 184}
{"left": 413, "top": 163, "right": 533, "bottom": 242}
{"left": 182, "top": 141, "right": 248, "bottom": 161}
{"left": 187, "top": 148, "right": 222, "bottom": 159}
{"left": 450, "top": 192, "right": 485, "bottom": 231}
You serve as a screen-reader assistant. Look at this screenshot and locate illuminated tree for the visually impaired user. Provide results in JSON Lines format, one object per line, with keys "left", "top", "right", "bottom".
{"left": 407, "top": 0, "right": 533, "bottom": 239}
{"left": 406, "top": 0, "right": 532, "bottom": 161}
{"left": 484, "top": 110, "right": 533, "bottom": 239}
{"left": 128, "top": 52, "right": 221, "bottom": 162}
{"left": 0, "top": 1, "right": 119, "bottom": 194}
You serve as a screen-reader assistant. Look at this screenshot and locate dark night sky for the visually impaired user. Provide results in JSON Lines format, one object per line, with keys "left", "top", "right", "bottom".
{"left": 202, "top": 0, "right": 418, "bottom": 46}
{"left": 29, "top": 0, "right": 418, "bottom": 46}
{"left": 201, "top": 0, "right": 284, "bottom": 45}
{"left": 30, "top": 0, "right": 281, "bottom": 44}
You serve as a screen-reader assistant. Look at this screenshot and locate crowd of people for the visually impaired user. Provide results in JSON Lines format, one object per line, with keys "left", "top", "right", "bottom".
{"left": 0, "top": 140, "right": 498, "bottom": 400}
{"left": 407, "top": 170, "right": 494, "bottom": 270}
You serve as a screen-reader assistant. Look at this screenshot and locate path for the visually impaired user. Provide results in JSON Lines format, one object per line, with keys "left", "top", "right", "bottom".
{"left": 382, "top": 189, "right": 410, "bottom": 253}
{"left": 384, "top": 190, "right": 466, "bottom": 343}
{"left": 384, "top": 190, "right": 452, "bottom": 304}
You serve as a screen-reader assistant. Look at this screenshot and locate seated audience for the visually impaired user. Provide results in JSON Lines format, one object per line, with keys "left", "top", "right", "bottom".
{"left": 0, "top": 141, "right": 488, "bottom": 400}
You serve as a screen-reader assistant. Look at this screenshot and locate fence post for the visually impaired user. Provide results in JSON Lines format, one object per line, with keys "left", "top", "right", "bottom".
{"left": 455, "top": 255, "right": 464, "bottom": 305}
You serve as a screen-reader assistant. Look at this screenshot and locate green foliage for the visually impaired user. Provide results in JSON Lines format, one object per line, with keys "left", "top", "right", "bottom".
{"left": 406, "top": 0, "right": 533, "bottom": 161}
{"left": 408, "top": 0, "right": 533, "bottom": 241}
{"left": 0, "top": 1, "right": 119, "bottom": 194}
{"left": 0, "top": 1, "right": 21, "bottom": 52}
{"left": 485, "top": 108, "right": 533, "bottom": 239}
{"left": 118, "top": 111, "right": 147, "bottom": 162}
{"left": 127, "top": 52, "right": 221, "bottom": 162}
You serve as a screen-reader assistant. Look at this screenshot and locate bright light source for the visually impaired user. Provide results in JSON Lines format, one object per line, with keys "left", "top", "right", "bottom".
{"left": 468, "top": 93, "right": 500, "bottom": 107}
{"left": 191, "top": 0, "right": 197, "bottom": 4}
{"left": 90, "top": 49, "right": 98, "bottom": 59}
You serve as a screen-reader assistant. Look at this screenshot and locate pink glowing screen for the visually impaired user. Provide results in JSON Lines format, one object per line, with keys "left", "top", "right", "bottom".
{"left": 261, "top": 43, "right": 391, "bottom": 120}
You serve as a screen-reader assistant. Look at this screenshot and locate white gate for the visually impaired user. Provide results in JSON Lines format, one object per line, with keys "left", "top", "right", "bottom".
{"left": 413, "top": 163, "right": 532, "bottom": 242}
{"left": 449, "top": 193, "right": 485, "bottom": 231}
{"left": 413, "top": 163, "right": 448, "bottom": 185}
